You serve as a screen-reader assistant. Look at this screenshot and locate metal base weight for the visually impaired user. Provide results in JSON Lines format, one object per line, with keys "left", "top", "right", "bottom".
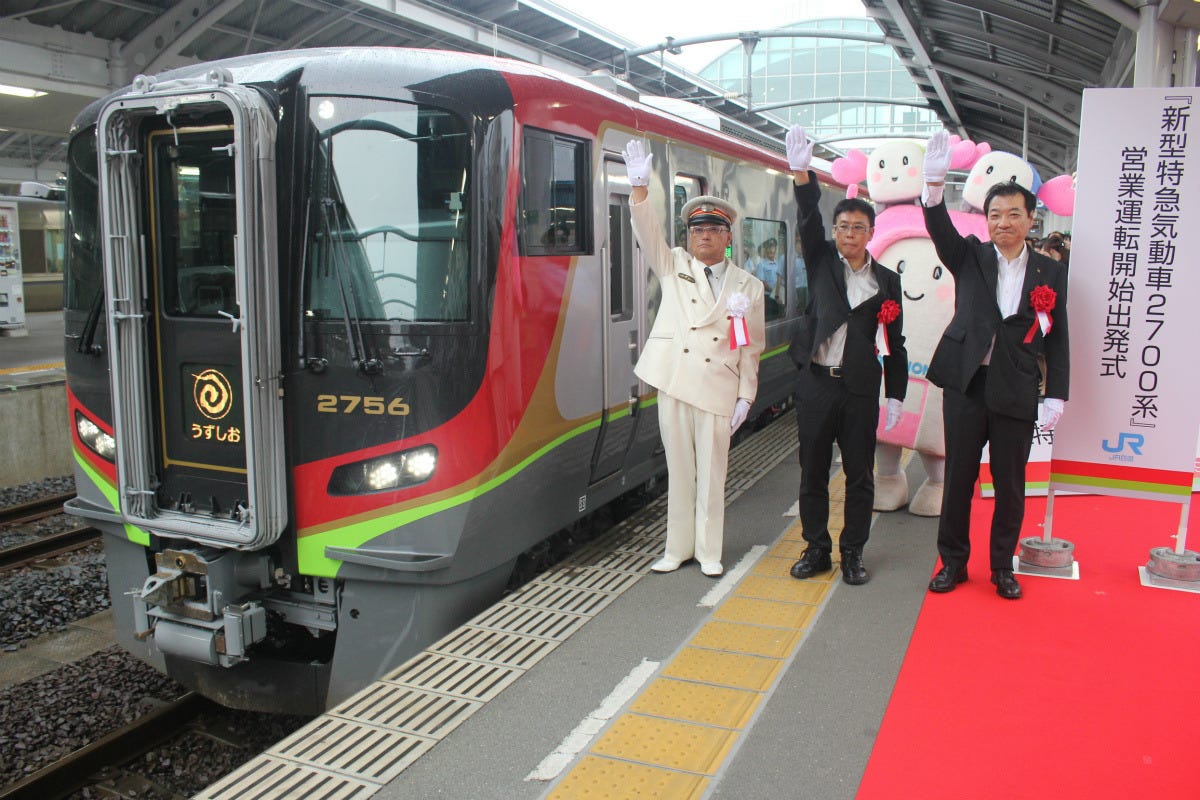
{"left": 1017, "top": 536, "right": 1076, "bottom": 578}
{"left": 1145, "top": 547, "right": 1200, "bottom": 582}
{"left": 1013, "top": 554, "right": 1078, "bottom": 580}
{"left": 1138, "top": 566, "right": 1200, "bottom": 594}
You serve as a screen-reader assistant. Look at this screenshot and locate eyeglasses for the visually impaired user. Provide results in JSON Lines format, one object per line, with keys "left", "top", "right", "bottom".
{"left": 833, "top": 223, "right": 870, "bottom": 236}
{"left": 689, "top": 225, "right": 728, "bottom": 236}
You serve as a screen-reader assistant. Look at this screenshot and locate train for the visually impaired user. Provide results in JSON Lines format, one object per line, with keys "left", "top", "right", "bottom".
{"left": 61, "top": 47, "right": 843, "bottom": 714}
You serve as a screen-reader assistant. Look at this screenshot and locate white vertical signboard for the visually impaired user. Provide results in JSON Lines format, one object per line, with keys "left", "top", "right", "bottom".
{"left": 1049, "top": 89, "right": 1199, "bottom": 500}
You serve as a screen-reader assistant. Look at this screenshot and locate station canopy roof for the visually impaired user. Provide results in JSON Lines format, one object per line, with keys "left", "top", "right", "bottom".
{"left": 0, "top": 0, "right": 1196, "bottom": 182}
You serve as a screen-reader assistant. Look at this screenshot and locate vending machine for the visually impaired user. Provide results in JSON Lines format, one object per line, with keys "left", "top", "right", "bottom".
{"left": 0, "top": 200, "right": 24, "bottom": 331}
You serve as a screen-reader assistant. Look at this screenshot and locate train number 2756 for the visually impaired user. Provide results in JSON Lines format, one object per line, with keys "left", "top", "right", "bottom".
{"left": 316, "top": 395, "right": 411, "bottom": 416}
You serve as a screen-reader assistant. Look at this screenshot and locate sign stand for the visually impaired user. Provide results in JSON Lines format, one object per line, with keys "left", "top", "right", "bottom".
{"left": 1139, "top": 496, "right": 1200, "bottom": 592}
{"left": 1017, "top": 487, "right": 1079, "bottom": 579}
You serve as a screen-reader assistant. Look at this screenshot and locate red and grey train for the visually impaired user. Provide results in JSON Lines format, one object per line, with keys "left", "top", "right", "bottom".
{"left": 62, "top": 48, "right": 840, "bottom": 713}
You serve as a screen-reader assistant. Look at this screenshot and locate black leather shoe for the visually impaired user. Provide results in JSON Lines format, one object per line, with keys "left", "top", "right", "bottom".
{"left": 840, "top": 550, "right": 870, "bottom": 585}
{"left": 928, "top": 564, "right": 968, "bottom": 593}
{"left": 991, "top": 569, "right": 1022, "bottom": 599}
{"left": 790, "top": 548, "right": 832, "bottom": 579}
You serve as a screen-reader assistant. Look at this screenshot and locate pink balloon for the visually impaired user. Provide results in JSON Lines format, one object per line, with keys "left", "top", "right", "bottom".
{"left": 846, "top": 184, "right": 860, "bottom": 199}
{"left": 1039, "top": 174, "right": 1075, "bottom": 216}
{"left": 832, "top": 152, "right": 866, "bottom": 185}
{"left": 975, "top": 142, "right": 992, "bottom": 157}
{"left": 950, "top": 140, "right": 977, "bottom": 170}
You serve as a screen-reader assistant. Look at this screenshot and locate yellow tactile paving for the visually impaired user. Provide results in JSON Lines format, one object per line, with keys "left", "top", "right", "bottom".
{"left": 547, "top": 756, "right": 708, "bottom": 799}
{"left": 660, "top": 647, "right": 783, "bottom": 691}
{"left": 547, "top": 463, "right": 860, "bottom": 796}
{"left": 589, "top": 714, "right": 738, "bottom": 774}
{"left": 713, "top": 595, "right": 821, "bottom": 629}
{"left": 690, "top": 620, "right": 802, "bottom": 659}
{"left": 734, "top": 574, "right": 831, "bottom": 604}
{"left": 629, "top": 678, "right": 762, "bottom": 729}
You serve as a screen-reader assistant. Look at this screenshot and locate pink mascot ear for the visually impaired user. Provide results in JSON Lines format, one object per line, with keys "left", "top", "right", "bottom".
{"left": 950, "top": 140, "right": 978, "bottom": 170}
{"left": 831, "top": 149, "right": 867, "bottom": 185}
{"left": 975, "top": 142, "right": 992, "bottom": 157}
{"left": 948, "top": 134, "right": 962, "bottom": 145}
{"left": 1039, "top": 174, "right": 1075, "bottom": 216}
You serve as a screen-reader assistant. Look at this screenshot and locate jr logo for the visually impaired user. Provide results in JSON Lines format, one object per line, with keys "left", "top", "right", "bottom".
{"left": 1101, "top": 433, "right": 1144, "bottom": 455}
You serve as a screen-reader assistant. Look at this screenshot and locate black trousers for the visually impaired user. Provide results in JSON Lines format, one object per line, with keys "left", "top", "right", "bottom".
{"left": 796, "top": 365, "right": 878, "bottom": 553}
{"left": 937, "top": 366, "right": 1035, "bottom": 571}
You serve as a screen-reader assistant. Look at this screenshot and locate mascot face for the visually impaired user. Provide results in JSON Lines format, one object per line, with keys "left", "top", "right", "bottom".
{"left": 963, "top": 151, "right": 1035, "bottom": 212}
{"left": 878, "top": 236, "right": 956, "bottom": 359}
{"left": 866, "top": 140, "right": 925, "bottom": 205}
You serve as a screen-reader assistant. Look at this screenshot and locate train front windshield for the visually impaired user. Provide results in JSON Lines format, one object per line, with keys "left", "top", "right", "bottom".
{"left": 305, "top": 96, "right": 471, "bottom": 325}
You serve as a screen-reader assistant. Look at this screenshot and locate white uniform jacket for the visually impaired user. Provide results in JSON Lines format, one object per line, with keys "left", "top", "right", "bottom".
{"left": 630, "top": 197, "right": 766, "bottom": 417}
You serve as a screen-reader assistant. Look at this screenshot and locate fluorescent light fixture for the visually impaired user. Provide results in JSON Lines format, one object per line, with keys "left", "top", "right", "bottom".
{"left": 0, "top": 83, "right": 48, "bottom": 98}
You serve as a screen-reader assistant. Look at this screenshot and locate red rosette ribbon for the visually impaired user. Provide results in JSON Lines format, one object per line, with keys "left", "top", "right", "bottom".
{"left": 1024, "top": 285, "right": 1056, "bottom": 343}
{"left": 727, "top": 292, "right": 752, "bottom": 350}
{"left": 875, "top": 299, "right": 901, "bottom": 356}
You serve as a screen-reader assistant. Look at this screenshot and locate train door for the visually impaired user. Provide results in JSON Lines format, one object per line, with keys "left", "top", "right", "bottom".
{"left": 588, "top": 158, "right": 643, "bottom": 484}
{"left": 96, "top": 75, "right": 286, "bottom": 548}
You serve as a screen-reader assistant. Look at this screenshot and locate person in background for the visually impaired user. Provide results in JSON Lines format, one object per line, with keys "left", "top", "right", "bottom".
{"left": 785, "top": 125, "right": 907, "bottom": 586}
{"left": 752, "top": 238, "right": 785, "bottom": 312}
{"left": 920, "top": 130, "right": 1070, "bottom": 600}
{"left": 620, "top": 139, "right": 766, "bottom": 578}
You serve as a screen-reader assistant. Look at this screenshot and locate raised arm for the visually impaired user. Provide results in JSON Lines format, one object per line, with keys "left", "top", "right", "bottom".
{"left": 621, "top": 139, "right": 672, "bottom": 277}
{"left": 920, "top": 130, "right": 969, "bottom": 274}
{"left": 786, "top": 125, "right": 826, "bottom": 273}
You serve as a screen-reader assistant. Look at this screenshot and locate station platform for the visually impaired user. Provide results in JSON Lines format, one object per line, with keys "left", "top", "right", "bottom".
{"left": 0, "top": 310, "right": 65, "bottom": 387}
{"left": 196, "top": 413, "right": 1200, "bottom": 800}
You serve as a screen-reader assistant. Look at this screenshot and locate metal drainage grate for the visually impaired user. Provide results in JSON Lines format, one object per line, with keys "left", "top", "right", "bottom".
{"left": 332, "top": 683, "right": 481, "bottom": 739}
{"left": 467, "top": 602, "right": 590, "bottom": 641}
{"left": 430, "top": 626, "right": 559, "bottom": 670}
{"left": 535, "top": 565, "right": 643, "bottom": 594}
{"left": 382, "top": 652, "right": 523, "bottom": 702}
{"left": 195, "top": 755, "right": 380, "bottom": 799}
{"left": 505, "top": 582, "right": 618, "bottom": 616}
{"left": 267, "top": 715, "right": 435, "bottom": 784}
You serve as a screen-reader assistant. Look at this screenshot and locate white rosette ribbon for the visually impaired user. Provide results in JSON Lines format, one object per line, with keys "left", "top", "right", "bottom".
{"left": 727, "top": 292, "right": 751, "bottom": 350}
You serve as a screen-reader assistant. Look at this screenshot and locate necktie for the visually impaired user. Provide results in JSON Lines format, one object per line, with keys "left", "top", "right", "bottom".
{"left": 703, "top": 266, "right": 716, "bottom": 302}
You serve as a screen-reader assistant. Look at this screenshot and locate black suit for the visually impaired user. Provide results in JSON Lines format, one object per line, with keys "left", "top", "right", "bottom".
{"left": 923, "top": 199, "right": 1070, "bottom": 570}
{"left": 789, "top": 175, "right": 907, "bottom": 554}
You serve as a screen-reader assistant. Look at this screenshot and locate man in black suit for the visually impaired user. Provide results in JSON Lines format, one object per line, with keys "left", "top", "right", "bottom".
{"left": 786, "top": 125, "right": 907, "bottom": 586}
{"left": 920, "top": 130, "right": 1069, "bottom": 600}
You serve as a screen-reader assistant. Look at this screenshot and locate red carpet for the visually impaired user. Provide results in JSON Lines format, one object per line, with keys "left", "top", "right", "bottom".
{"left": 858, "top": 493, "right": 1200, "bottom": 800}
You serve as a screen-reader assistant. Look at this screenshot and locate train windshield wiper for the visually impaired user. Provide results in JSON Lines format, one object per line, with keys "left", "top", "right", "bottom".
{"left": 75, "top": 288, "right": 104, "bottom": 355}
{"left": 312, "top": 139, "right": 381, "bottom": 375}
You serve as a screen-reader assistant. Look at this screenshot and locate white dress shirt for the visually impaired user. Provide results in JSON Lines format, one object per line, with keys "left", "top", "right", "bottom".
{"left": 815, "top": 253, "right": 879, "bottom": 367}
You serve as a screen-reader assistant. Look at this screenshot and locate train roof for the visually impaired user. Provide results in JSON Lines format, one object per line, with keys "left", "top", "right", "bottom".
{"left": 69, "top": 47, "right": 833, "bottom": 178}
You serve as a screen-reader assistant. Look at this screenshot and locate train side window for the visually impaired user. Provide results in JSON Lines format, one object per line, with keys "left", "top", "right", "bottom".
{"left": 521, "top": 128, "right": 590, "bottom": 256}
{"left": 671, "top": 174, "right": 705, "bottom": 248}
{"left": 742, "top": 217, "right": 788, "bottom": 322}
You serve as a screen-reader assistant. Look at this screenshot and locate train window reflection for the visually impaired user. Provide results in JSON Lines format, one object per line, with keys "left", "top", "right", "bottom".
{"left": 152, "top": 126, "right": 239, "bottom": 318}
{"left": 306, "top": 97, "right": 470, "bottom": 323}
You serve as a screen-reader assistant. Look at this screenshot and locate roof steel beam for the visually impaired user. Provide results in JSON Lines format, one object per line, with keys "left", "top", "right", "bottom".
{"left": 118, "top": 0, "right": 243, "bottom": 76}
{"left": 941, "top": 0, "right": 1100, "bottom": 49}
{"left": 874, "top": 0, "right": 967, "bottom": 138}
{"left": 918, "top": 61, "right": 1080, "bottom": 134}
{"left": 0, "top": 18, "right": 112, "bottom": 96}
{"left": 912, "top": 18, "right": 1098, "bottom": 83}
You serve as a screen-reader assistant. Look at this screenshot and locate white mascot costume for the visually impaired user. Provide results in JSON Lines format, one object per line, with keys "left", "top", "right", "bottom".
{"left": 832, "top": 139, "right": 1075, "bottom": 515}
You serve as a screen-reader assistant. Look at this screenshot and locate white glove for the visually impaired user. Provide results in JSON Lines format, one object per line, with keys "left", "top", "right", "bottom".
{"left": 884, "top": 398, "right": 903, "bottom": 432}
{"left": 1041, "top": 398, "right": 1064, "bottom": 432}
{"left": 621, "top": 139, "right": 653, "bottom": 187}
{"left": 785, "top": 124, "right": 813, "bottom": 172}
{"left": 730, "top": 398, "right": 752, "bottom": 433}
{"left": 923, "top": 130, "right": 952, "bottom": 184}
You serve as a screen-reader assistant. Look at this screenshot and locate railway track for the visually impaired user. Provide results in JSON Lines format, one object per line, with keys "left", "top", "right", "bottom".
{"left": 0, "top": 492, "right": 76, "bottom": 527}
{"left": 0, "top": 523, "right": 102, "bottom": 571}
{"left": 0, "top": 691, "right": 216, "bottom": 800}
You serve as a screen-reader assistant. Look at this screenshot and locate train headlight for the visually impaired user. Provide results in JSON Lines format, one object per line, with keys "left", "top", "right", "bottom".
{"left": 76, "top": 413, "right": 117, "bottom": 461}
{"left": 329, "top": 445, "right": 438, "bottom": 495}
